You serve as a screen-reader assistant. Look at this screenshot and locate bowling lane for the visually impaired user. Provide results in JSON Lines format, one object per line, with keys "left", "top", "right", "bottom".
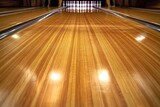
{"left": 0, "top": 7, "right": 56, "bottom": 31}
{"left": 0, "top": 10, "right": 160, "bottom": 107}
{"left": 106, "top": 7, "right": 160, "bottom": 25}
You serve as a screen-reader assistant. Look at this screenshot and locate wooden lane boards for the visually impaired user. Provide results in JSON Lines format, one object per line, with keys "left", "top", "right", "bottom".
{"left": 94, "top": 6, "right": 160, "bottom": 32}
{"left": 0, "top": 7, "right": 67, "bottom": 40}
{"left": 0, "top": 11, "right": 160, "bottom": 107}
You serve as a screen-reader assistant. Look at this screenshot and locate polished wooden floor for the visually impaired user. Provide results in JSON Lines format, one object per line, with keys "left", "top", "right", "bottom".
{"left": 0, "top": 8, "right": 160, "bottom": 107}
{"left": 107, "top": 7, "right": 160, "bottom": 25}
{"left": 0, "top": 7, "right": 56, "bottom": 31}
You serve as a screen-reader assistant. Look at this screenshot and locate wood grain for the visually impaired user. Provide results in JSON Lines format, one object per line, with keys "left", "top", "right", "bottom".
{"left": 0, "top": 7, "right": 56, "bottom": 31}
{"left": 107, "top": 7, "right": 160, "bottom": 24}
{"left": 0, "top": 10, "right": 160, "bottom": 107}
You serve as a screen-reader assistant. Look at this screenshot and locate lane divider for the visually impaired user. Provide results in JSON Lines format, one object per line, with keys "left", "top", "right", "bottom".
{"left": 0, "top": 7, "right": 68, "bottom": 40}
{"left": 94, "top": 6, "right": 160, "bottom": 32}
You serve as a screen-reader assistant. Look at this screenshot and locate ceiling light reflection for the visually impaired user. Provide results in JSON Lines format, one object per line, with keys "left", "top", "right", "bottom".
{"left": 135, "top": 35, "right": 145, "bottom": 42}
{"left": 98, "top": 69, "right": 110, "bottom": 82}
{"left": 50, "top": 72, "right": 61, "bottom": 81}
{"left": 12, "top": 34, "right": 20, "bottom": 39}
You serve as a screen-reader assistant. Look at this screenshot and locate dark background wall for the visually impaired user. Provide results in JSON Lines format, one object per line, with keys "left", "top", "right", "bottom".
{"left": 0, "top": 0, "right": 21, "bottom": 7}
{"left": 0, "top": 0, "right": 160, "bottom": 9}
{"left": 114, "top": 0, "right": 160, "bottom": 8}
{"left": 0, "top": 0, "right": 58, "bottom": 7}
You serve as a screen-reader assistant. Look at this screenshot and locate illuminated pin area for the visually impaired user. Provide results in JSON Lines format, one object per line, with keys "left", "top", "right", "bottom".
{"left": 12, "top": 34, "right": 20, "bottom": 39}
{"left": 64, "top": 1, "right": 101, "bottom": 13}
{"left": 135, "top": 35, "right": 146, "bottom": 42}
{"left": 98, "top": 69, "right": 110, "bottom": 83}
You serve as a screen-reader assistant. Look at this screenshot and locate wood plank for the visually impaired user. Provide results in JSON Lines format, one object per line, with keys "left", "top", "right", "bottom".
{"left": 107, "top": 7, "right": 160, "bottom": 25}
{"left": 0, "top": 7, "right": 56, "bottom": 31}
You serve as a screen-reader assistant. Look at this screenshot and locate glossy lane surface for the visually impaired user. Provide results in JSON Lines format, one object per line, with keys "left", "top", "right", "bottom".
{"left": 0, "top": 7, "right": 56, "bottom": 31}
{"left": 106, "top": 7, "right": 160, "bottom": 24}
{"left": 0, "top": 9, "right": 160, "bottom": 107}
